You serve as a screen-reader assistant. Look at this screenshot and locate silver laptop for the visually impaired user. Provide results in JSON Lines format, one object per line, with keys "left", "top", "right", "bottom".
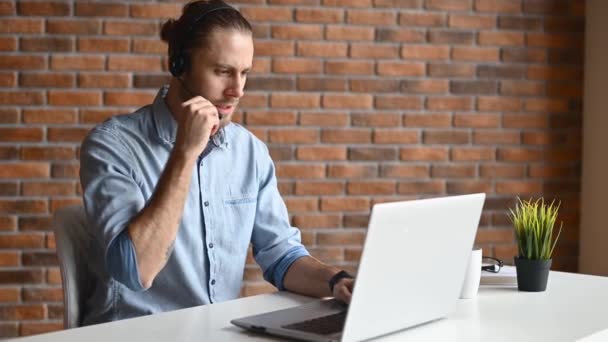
{"left": 231, "top": 193, "right": 486, "bottom": 342}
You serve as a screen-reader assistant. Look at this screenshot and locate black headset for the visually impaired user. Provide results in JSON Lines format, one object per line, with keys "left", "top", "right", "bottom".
{"left": 168, "top": 0, "right": 235, "bottom": 78}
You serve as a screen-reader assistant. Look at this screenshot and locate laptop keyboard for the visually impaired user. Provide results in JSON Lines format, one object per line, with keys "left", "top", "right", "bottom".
{"left": 282, "top": 311, "right": 347, "bottom": 335}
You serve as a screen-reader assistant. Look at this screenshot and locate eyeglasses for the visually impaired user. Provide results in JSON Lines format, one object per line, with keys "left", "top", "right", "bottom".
{"left": 482, "top": 256, "right": 503, "bottom": 273}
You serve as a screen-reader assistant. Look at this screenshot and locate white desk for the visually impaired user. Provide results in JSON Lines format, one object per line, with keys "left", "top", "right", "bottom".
{"left": 8, "top": 271, "right": 608, "bottom": 342}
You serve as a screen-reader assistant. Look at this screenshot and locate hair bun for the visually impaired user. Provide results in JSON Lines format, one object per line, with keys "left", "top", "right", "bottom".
{"left": 160, "top": 19, "right": 177, "bottom": 43}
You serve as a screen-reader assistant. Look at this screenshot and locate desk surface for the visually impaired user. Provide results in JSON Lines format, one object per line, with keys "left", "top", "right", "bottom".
{"left": 9, "top": 271, "right": 608, "bottom": 342}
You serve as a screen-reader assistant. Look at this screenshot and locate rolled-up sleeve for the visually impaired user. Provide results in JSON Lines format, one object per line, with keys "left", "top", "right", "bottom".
{"left": 250, "top": 144, "right": 310, "bottom": 289}
{"left": 80, "top": 127, "right": 146, "bottom": 291}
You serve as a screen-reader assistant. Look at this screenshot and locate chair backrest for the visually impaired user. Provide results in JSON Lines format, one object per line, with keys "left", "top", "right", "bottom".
{"left": 52, "top": 205, "right": 94, "bottom": 329}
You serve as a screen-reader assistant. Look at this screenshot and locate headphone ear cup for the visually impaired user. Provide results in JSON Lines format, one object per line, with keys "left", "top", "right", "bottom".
{"left": 169, "top": 50, "right": 185, "bottom": 77}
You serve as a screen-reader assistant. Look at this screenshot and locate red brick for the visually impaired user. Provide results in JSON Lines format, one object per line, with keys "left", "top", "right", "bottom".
{"left": 104, "top": 21, "right": 157, "bottom": 36}
{"left": 0, "top": 251, "right": 18, "bottom": 266}
{"left": 325, "top": 61, "right": 374, "bottom": 75}
{"left": 399, "top": 12, "right": 446, "bottom": 26}
{"left": 241, "top": 94, "right": 268, "bottom": 108}
{"left": 307, "top": 247, "right": 344, "bottom": 262}
{"left": 500, "top": 80, "right": 545, "bottom": 96}
{"left": 317, "top": 231, "right": 365, "bottom": 246}
{"left": 0, "top": 270, "right": 44, "bottom": 284}
{"left": 17, "top": 1, "right": 69, "bottom": 16}
{"left": 22, "top": 109, "right": 77, "bottom": 124}
{"left": 296, "top": 8, "right": 344, "bottom": 23}
{"left": 75, "top": 2, "right": 128, "bottom": 16}
{"left": 376, "top": 28, "right": 426, "bottom": 42}
{"left": 432, "top": 165, "right": 476, "bottom": 178}
{"left": 51, "top": 163, "right": 80, "bottom": 178}
{"left": 323, "top": 94, "right": 372, "bottom": 109}
{"left": 0, "top": 128, "right": 43, "bottom": 142}
{"left": 21, "top": 147, "right": 75, "bottom": 161}
{"left": 327, "top": 165, "right": 377, "bottom": 178}
{"left": 474, "top": 131, "right": 520, "bottom": 144}
{"left": 501, "top": 48, "right": 547, "bottom": 63}
{"left": 0, "top": 305, "right": 44, "bottom": 320}
{"left": 400, "top": 147, "right": 448, "bottom": 161}
{"left": 498, "top": 16, "right": 542, "bottom": 30}
{"left": 324, "top": 0, "right": 372, "bottom": 6}
{"left": 349, "top": 147, "right": 397, "bottom": 160}
{"left": 380, "top": 165, "right": 429, "bottom": 178}
{"left": 0, "top": 233, "right": 45, "bottom": 248}
{"left": 241, "top": 7, "right": 292, "bottom": 21}
{"left": 449, "top": 14, "right": 496, "bottom": 29}
{"left": 454, "top": 113, "right": 500, "bottom": 128}
{"left": 0, "top": 163, "right": 49, "bottom": 179}
{"left": 0, "top": 216, "right": 17, "bottom": 231}
{"left": 402, "top": 45, "right": 450, "bottom": 60}
{"left": 0, "top": 18, "right": 43, "bottom": 33}
{"left": 347, "top": 10, "right": 396, "bottom": 25}
{"left": 452, "top": 47, "right": 499, "bottom": 61}
{"left": 271, "top": 93, "right": 320, "bottom": 108}
{"left": 268, "top": 129, "right": 318, "bottom": 144}
{"left": 477, "top": 96, "right": 521, "bottom": 111}
{"left": 446, "top": 181, "right": 492, "bottom": 194}
{"left": 377, "top": 62, "right": 425, "bottom": 76}
{"left": 80, "top": 109, "right": 123, "bottom": 124}
{"left": 321, "top": 197, "right": 370, "bottom": 212}
{"left": 0, "top": 55, "right": 45, "bottom": 70}
{"left": 352, "top": 113, "right": 400, "bottom": 127}
{"left": 428, "top": 63, "right": 475, "bottom": 77}
{"left": 527, "top": 33, "right": 581, "bottom": 48}
{"left": 292, "top": 214, "right": 341, "bottom": 229}
{"left": 296, "top": 147, "right": 347, "bottom": 160}
{"left": 104, "top": 92, "right": 155, "bottom": 106}
{"left": 79, "top": 73, "right": 130, "bottom": 88}
{"left": 528, "top": 66, "right": 582, "bottom": 81}
{"left": 546, "top": 82, "right": 582, "bottom": 98}
{"left": 48, "top": 91, "right": 101, "bottom": 106}
{"left": 254, "top": 41, "right": 294, "bottom": 57}
{"left": 19, "top": 37, "right": 73, "bottom": 52}
{"left": 480, "top": 164, "right": 526, "bottom": 178}
{"left": 299, "top": 112, "right": 349, "bottom": 126}
{"left": 0, "top": 288, "right": 19, "bottom": 302}
{"left": 424, "top": 131, "right": 470, "bottom": 144}
{"left": 398, "top": 180, "right": 445, "bottom": 194}
{"left": 497, "top": 148, "right": 542, "bottom": 162}
{"left": 321, "top": 129, "right": 371, "bottom": 143}
{"left": 344, "top": 248, "right": 362, "bottom": 262}
{"left": 246, "top": 111, "right": 297, "bottom": 125}
{"left": 295, "top": 182, "right": 345, "bottom": 195}
{"left": 284, "top": 197, "right": 318, "bottom": 212}
{"left": 0, "top": 91, "right": 43, "bottom": 105}
{"left": 496, "top": 181, "right": 542, "bottom": 195}
{"left": 475, "top": 0, "right": 521, "bottom": 13}
{"left": 129, "top": 3, "right": 181, "bottom": 19}
{"left": 375, "top": 96, "right": 422, "bottom": 110}
{"left": 22, "top": 182, "right": 75, "bottom": 196}
{"left": 108, "top": 56, "right": 161, "bottom": 72}
{"left": 478, "top": 31, "right": 524, "bottom": 46}
{"left": 78, "top": 38, "right": 129, "bottom": 53}
{"left": 350, "top": 79, "right": 399, "bottom": 93}
{"left": 0, "top": 1, "right": 15, "bottom": 15}
{"left": 524, "top": 98, "right": 569, "bottom": 113}
{"left": 373, "top": 130, "right": 419, "bottom": 144}
{"left": 326, "top": 25, "right": 374, "bottom": 41}
{"left": 522, "top": 132, "right": 568, "bottom": 146}
{"left": 132, "top": 39, "right": 166, "bottom": 54}
{"left": 296, "top": 41, "right": 347, "bottom": 58}
{"left": 0, "top": 146, "right": 18, "bottom": 160}
{"left": 51, "top": 198, "right": 83, "bottom": 212}
{"left": 429, "top": 31, "right": 474, "bottom": 44}
{"left": 272, "top": 58, "right": 322, "bottom": 74}
{"left": 47, "top": 19, "right": 101, "bottom": 34}
{"left": 272, "top": 25, "right": 323, "bottom": 39}
{"left": 0, "top": 37, "right": 17, "bottom": 51}
{"left": 528, "top": 165, "right": 573, "bottom": 179}
{"left": 50, "top": 55, "right": 104, "bottom": 70}
{"left": 427, "top": 97, "right": 472, "bottom": 111}
{"left": 0, "top": 108, "right": 18, "bottom": 124}
{"left": 19, "top": 73, "right": 74, "bottom": 88}
{"left": 348, "top": 181, "right": 395, "bottom": 195}
{"left": 374, "top": 0, "right": 421, "bottom": 7}
{"left": 298, "top": 77, "right": 347, "bottom": 92}
{"left": 20, "top": 322, "right": 63, "bottom": 337}
{"left": 451, "top": 147, "right": 495, "bottom": 161}
{"left": 426, "top": 0, "right": 470, "bottom": 10}
{"left": 350, "top": 43, "right": 399, "bottom": 59}
{"left": 18, "top": 216, "right": 52, "bottom": 231}
{"left": 0, "top": 72, "right": 15, "bottom": 87}
{"left": 403, "top": 113, "right": 450, "bottom": 127}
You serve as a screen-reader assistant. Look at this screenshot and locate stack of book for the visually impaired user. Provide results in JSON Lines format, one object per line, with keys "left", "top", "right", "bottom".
{"left": 480, "top": 265, "right": 517, "bottom": 286}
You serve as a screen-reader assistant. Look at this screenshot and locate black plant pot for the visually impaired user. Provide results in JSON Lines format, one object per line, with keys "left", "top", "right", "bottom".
{"left": 514, "top": 257, "right": 552, "bottom": 292}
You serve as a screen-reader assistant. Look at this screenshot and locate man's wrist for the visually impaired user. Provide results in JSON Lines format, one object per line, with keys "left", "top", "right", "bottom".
{"left": 328, "top": 270, "right": 353, "bottom": 293}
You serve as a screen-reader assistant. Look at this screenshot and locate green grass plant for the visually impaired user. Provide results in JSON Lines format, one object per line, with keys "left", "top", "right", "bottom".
{"left": 509, "top": 197, "right": 563, "bottom": 260}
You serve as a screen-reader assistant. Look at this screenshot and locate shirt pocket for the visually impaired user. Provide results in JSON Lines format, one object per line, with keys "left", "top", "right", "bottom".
{"left": 221, "top": 191, "right": 258, "bottom": 249}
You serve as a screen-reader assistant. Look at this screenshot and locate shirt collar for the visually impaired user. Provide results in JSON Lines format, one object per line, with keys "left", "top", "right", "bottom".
{"left": 152, "top": 85, "right": 230, "bottom": 150}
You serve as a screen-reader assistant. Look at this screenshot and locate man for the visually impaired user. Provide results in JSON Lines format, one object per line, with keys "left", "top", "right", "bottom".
{"left": 79, "top": 0, "right": 354, "bottom": 325}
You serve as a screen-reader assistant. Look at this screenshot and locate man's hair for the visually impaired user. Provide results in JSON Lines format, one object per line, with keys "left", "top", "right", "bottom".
{"left": 160, "top": 0, "right": 252, "bottom": 76}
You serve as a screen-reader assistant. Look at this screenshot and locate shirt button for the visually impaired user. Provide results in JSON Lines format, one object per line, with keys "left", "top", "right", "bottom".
{"left": 204, "top": 201, "right": 209, "bottom": 207}
{"left": 211, "top": 279, "right": 216, "bottom": 285}
{"left": 208, "top": 242, "right": 214, "bottom": 249}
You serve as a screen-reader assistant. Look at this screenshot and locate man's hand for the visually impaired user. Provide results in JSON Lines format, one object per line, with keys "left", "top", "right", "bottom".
{"left": 333, "top": 278, "right": 354, "bottom": 304}
{"left": 174, "top": 96, "right": 220, "bottom": 157}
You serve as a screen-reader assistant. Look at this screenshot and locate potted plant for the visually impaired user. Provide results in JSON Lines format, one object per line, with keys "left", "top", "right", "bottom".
{"left": 509, "top": 197, "right": 563, "bottom": 292}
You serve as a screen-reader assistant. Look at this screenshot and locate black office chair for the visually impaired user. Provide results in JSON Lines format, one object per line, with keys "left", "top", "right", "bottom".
{"left": 52, "top": 205, "right": 94, "bottom": 328}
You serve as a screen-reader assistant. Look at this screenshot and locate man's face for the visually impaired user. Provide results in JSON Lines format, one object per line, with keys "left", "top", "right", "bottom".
{"left": 184, "top": 29, "right": 254, "bottom": 125}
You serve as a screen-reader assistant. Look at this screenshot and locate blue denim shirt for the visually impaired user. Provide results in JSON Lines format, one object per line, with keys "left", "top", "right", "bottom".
{"left": 79, "top": 86, "right": 309, "bottom": 325}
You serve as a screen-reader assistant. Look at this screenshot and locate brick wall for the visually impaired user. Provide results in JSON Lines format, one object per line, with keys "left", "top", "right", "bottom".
{"left": 0, "top": 0, "right": 583, "bottom": 337}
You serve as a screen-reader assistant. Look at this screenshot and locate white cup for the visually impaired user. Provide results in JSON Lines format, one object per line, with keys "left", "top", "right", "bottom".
{"left": 460, "top": 248, "right": 482, "bottom": 299}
